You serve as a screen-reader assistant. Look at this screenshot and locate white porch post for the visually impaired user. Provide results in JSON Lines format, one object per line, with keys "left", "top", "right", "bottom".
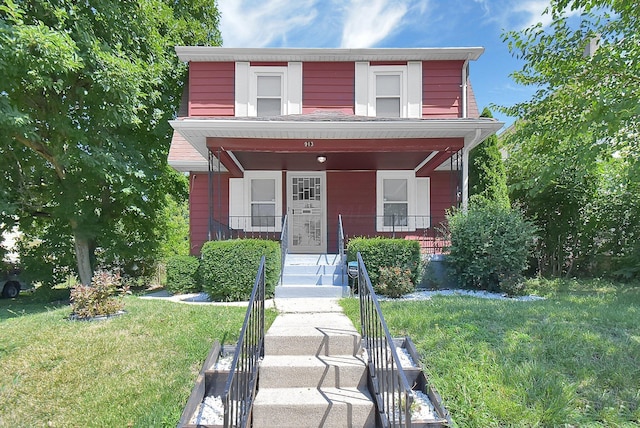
{"left": 461, "top": 146, "right": 470, "bottom": 212}
{"left": 462, "top": 128, "right": 482, "bottom": 212}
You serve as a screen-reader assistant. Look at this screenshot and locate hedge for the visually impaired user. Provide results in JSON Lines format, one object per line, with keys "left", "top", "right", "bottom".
{"left": 199, "top": 239, "right": 281, "bottom": 301}
{"left": 165, "top": 255, "right": 201, "bottom": 294}
{"left": 346, "top": 237, "right": 421, "bottom": 288}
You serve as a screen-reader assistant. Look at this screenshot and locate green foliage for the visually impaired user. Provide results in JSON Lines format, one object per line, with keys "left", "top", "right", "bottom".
{"left": 376, "top": 266, "right": 415, "bottom": 298}
{"left": 347, "top": 237, "right": 421, "bottom": 286}
{"left": 165, "top": 255, "right": 200, "bottom": 294}
{"left": 446, "top": 201, "right": 537, "bottom": 293}
{"left": 0, "top": 1, "right": 221, "bottom": 285}
{"left": 157, "top": 171, "right": 190, "bottom": 260}
{"left": 341, "top": 280, "right": 640, "bottom": 426}
{"left": 469, "top": 108, "right": 510, "bottom": 208}
{"left": 199, "top": 239, "right": 281, "bottom": 301}
{"left": 69, "top": 271, "right": 126, "bottom": 318}
{"left": 499, "top": 0, "right": 640, "bottom": 279}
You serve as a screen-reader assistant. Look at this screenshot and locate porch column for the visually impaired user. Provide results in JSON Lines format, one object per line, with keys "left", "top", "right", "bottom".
{"left": 461, "top": 146, "right": 470, "bottom": 212}
{"left": 462, "top": 128, "right": 482, "bottom": 212}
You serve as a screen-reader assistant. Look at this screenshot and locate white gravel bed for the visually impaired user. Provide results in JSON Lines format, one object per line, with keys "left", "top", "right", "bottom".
{"left": 213, "top": 354, "right": 234, "bottom": 371}
{"left": 190, "top": 395, "right": 224, "bottom": 426}
{"left": 412, "top": 390, "right": 438, "bottom": 421}
{"left": 379, "top": 289, "right": 545, "bottom": 302}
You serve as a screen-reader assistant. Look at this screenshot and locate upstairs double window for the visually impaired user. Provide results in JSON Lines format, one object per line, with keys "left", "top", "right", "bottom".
{"left": 235, "top": 63, "right": 302, "bottom": 117}
{"left": 355, "top": 62, "right": 422, "bottom": 118}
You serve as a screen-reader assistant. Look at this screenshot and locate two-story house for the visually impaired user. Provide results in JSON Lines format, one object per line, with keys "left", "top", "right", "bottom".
{"left": 168, "top": 47, "right": 503, "bottom": 255}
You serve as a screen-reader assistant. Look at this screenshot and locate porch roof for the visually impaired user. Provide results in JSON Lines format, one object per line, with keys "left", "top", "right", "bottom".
{"left": 169, "top": 113, "right": 503, "bottom": 163}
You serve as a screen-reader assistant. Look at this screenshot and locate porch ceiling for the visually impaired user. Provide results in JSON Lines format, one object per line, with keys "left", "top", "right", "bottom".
{"left": 169, "top": 116, "right": 504, "bottom": 164}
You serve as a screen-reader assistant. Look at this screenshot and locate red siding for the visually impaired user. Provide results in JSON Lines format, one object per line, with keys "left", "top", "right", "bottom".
{"left": 189, "top": 62, "right": 235, "bottom": 117}
{"left": 303, "top": 62, "right": 355, "bottom": 114}
{"left": 327, "top": 171, "right": 376, "bottom": 251}
{"left": 422, "top": 60, "right": 463, "bottom": 119}
{"left": 429, "top": 171, "right": 458, "bottom": 222}
{"left": 189, "top": 172, "right": 231, "bottom": 254}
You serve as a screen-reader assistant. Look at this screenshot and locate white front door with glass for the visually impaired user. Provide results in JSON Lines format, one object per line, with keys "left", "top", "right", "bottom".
{"left": 287, "top": 172, "right": 326, "bottom": 253}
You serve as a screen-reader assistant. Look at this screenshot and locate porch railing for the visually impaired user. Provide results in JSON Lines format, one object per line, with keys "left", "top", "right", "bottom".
{"left": 341, "top": 215, "right": 450, "bottom": 254}
{"left": 357, "top": 252, "right": 414, "bottom": 427}
{"left": 222, "top": 256, "right": 266, "bottom": 428}
{"left": 212, "top": 216, "right": 285, "bottom": 241}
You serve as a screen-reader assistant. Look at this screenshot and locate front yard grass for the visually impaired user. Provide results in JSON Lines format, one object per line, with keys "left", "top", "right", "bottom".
{"left": 0, "top": 294, "right": 276, "bottom": 427}
{"left": 341, "top": 278, "right": 640, "bottom": 427}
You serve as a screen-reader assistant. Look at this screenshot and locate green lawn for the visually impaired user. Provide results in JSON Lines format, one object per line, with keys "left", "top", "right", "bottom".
{"left": 341, "top": 278, "right": 640, "bottom": 427}
{"left": 0, "top": 292, "right": 276, "bottom": 427}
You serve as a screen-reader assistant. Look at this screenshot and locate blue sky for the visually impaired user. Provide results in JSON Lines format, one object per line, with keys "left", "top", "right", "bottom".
{"left": 216, "top": 0, "right": 563, "bottom": 130}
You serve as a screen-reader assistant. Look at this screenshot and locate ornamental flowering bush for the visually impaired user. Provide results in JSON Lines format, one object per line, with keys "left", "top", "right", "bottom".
{"left": 375, "top": 266, "right": 415, "bottom": 298}
{"left": 70, "top": 270, "right": 127, "bottom": 319}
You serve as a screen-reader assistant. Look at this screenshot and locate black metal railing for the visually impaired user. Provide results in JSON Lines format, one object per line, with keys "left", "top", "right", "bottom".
{"left": 357, "top": 252, "right": 414, "bottom": 427}
{"left": 221, "top": 256, "right": 266, "bottom": 427}
{"left": 211, "top": 216, "right": 285, "bottom": 241}
{"left": 280, "top": 215, "right": 288, "bottom": 285}
{"left": 338, "top": 214, "right": 346, "bottom": 285}
{"left": 341, "top": 215, "right": 450, "bottom": 254}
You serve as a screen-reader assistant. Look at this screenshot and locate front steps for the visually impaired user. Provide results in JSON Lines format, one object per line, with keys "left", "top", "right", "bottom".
{"left": 276, "top": 253, "right": 349, "bottom": 298}
{"left": 252, "top": 311, "right": 376, "bottom": 427}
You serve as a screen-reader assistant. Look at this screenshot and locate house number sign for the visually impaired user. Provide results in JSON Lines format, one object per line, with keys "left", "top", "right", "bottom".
{"left": 304, "top": 141, "right": 314, "bottom": 147}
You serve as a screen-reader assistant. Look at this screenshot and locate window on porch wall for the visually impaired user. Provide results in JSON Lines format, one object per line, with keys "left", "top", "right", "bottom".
{"left": 383, "top": 178, "right": 408, "bottom": 226}
{"left": 250, "top": 178, "right": 276, "bottom": 227}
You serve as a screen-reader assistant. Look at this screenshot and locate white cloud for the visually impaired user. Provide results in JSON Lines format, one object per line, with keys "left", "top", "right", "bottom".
{"left": 218, "top": 0, "right": 320, "bottom": 47}
{"left": 340, "top": 0, "right": 409, "bottom": 48}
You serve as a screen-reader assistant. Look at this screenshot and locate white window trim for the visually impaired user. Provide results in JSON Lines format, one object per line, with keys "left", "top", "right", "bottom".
{"left": 248, "top": 66, "right": 287, "bottom": 117}
{"left": 232, "top": 171, "right": 282, "bottom": 232}
{"left": 369, "top": 66, "right": 407, "bottom": 118}
{"left": 356, "top": 62, "right": 422, "bottom": 118}
{"left": 376, "top": 171, "right": 416, "bottom": 232}
{"left": 236, "top": 62, "right": 302, "bottom": 117}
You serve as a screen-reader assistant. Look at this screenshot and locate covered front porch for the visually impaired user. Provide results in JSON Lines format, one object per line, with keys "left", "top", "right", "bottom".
{"left": 169, "top": 113, "right": 502, "bottom": 255}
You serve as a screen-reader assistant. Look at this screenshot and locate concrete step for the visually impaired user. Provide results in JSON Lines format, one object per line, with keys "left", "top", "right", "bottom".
{"left": 280, "top": 272, "right": 345, "bottom": 286}
{"left": 259, "top": 354, "right": 368, "bottom": 389}
{"left": 275, "top": 284, "right": 349, "bottom": 298}
{"left": 252, "top": 387, "right": 376, "bottom": 428}
{"left": 282, "top": 264, "right": 344, "bottom": 275}
{"left": 264, "top": 313, "right": 361, "bottom": 356}
{"left": 284, "top": 253, "right": 342, "bottom": 266}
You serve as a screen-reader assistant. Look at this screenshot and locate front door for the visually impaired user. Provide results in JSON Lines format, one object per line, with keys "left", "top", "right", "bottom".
{"left": 287, "top": 172, "right": 326, "bottom": 253}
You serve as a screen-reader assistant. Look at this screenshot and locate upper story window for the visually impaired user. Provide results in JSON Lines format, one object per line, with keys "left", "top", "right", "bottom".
{"left": 235, "top": 62, "right": 302, "bottom": 117}
{"left": 375, "top": 72, "right": 403, "bottom": 118}
{"left": 355, "top": 62, "right": 422, "bottom": 118}
{"left": 256, "top": 73, "right": 284, "bottom": 116}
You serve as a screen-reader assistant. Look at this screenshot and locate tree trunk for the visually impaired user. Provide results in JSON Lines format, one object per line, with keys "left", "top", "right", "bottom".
{"left": 71, "top": 222, "right": 94, "bottom": 286}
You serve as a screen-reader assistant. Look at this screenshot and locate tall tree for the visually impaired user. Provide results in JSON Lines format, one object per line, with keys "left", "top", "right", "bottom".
{"left": 0, "top": 1, "right": 221, "bottom": 285}
{"left": 469, "top": 107, "right": 510, "bottom": 208}
{"left": 500, "top": 0, "right": 640, "bottom": 277}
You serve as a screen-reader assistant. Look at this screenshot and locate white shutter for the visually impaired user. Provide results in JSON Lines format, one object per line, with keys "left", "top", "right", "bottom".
{"left": 416, "top": 177, "right": 430, "bottom": 228}
{"left": 235, "top": 62, "right": 250, "bottom": 117}
{"left": 229, "top": 178, "right": 244, "bottom": 229}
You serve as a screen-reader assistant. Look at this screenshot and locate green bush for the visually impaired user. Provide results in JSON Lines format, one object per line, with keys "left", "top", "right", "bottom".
{"left": 376, "top": 266, "right": 415, "bottom": 297}
{"left": 70, "top": 271, "right": 127, "bottom": 319}
{"left": 347, "top": 237, "right": 421, "bottom": 286}
{"left": 199, "top": 239, "right": 281, "bottom": 301}
{"left": 165, "top": 255, "right": 201, "bottom": 294}
{"left": 446, "top": 200, "right": 537, "bottom": 294}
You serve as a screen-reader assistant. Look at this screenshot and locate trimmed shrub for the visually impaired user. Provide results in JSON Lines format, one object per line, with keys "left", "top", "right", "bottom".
{"left": 446, "top": 200, "right": 537, "bottom": 294}
{"left": 376, "top": 266, "right": 415, "bottom": 297}
{"left": 199, "top": 239, "right": 281, "bottom": 301}
{"left": 70, "top": 271, "right": 127, "bottom": 318}
{"left": 347, "top": 237, "right": 421, "bottom": 286}
{"left": 165, "top": 255, "right": 201, "bottom": 294}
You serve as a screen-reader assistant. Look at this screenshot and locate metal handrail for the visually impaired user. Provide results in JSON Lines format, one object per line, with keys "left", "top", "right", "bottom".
{"left": 338, "top": 214, "right": 345, "bottom": 285}
{"left": 222, "top": 256, "right": 266, "bottom": 428}
{"left": 280, "top": 215, "right": 288, "bottom": 285}
{"left": 357, "top": 252, "right": 414, "bottom": 427}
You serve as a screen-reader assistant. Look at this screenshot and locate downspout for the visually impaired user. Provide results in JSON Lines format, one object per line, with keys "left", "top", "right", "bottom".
{"left": 461, "top": 59, "right": 469, "bottom": 118}
{"left": 462, "top": 128, "right": 482, "bottom": 212}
